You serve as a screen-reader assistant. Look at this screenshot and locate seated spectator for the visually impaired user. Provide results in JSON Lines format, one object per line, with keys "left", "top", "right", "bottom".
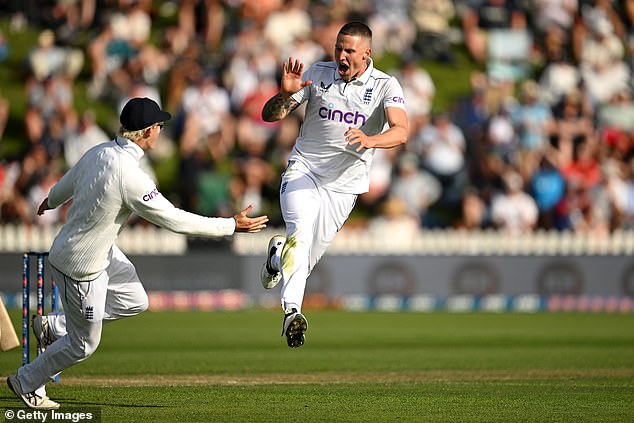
{"left": 63, "top": 110, "right": 109, "bottom": 167}
{"left": 555, "top": 176, "right": 611, "bottom": 234}
{"left": 367, "top": 0, "right": 416, "bottom": 57}
{"left": 510, "top": 80, "right": 554, "bottom": 169}
{"left": 415, "top": 112, "right": 467, "bottom": 191}
{"left": 604, "top": 157, "right": 634, "bottom": 229}
{"left": 263, "top": 0, "right": 312, "bottom": 54}
{"left": 461, "top": 0, "right": 530, "bottom": 81}
{"left": 176, "top": 72, "right": 234, "bottom": 212}
{"left": 178, "top": 72, "right": 233, "bottom": 163}
{"left": 27, "top": 29, "right": 83, "bottom": 83}
{"left": 413, "top": 112, "right": 469, "bottom": 225}
{"left": 490, "top": 170, "right": 539, "bottom": 234}
{"left": 394, "top": 58, "right": 435, "bottom": 137}
{"left": 0, "top": 93, "right": 7, "bottom": 141}
{"left": 0, "top": 30, "right": 8, "bottom": 62}
{"left": 531, "top": 0, "right": 578, "bottom": 41}
{"left": 164, "top": 38, "right": 203, "bottom": 112}
{"left": 577, "top": 14, "right": 630, "bottom": 103}
{"left": 388, "top": 152, "right": 442, "bottom": 224}
{"left": 549, "top": 89, "right": 595, "bottom": 167}
{"left": 24, "top": 73, "right": 77, "bottom": 157}
{"left": 367, "top": 196, "right": 421, "bottom": 240}
{"left": 485, "top": 100, "right": 518, "bottom": 165}
{"left": 359, "top": 147, "right": 400, "bottom": 213}
{"left": 530, "top": 153, "right": 565, "bottom": 229}
{"left": 538, "top": 37, "right": 580, "bottom": 107}
{"left": 0, "top": 159, "right": 29, "bottom": 225}
{"left": 46, "top": 0, "right": 97, "bottom": 44}
{"left": 455, "top": 186, "right": 488, "bottom": 230}
{"left": 410, "top": 0, "right": 456, "bottom": 63}
{"left": 597, "top": 90, "right": 634, "bottom": 134}
{"left": 87, "top": 1, "right": 151, "bottom": 99}
{"left": 560, "top": 140, "right": 602, "bottom": 191}
{"left": 177, "top": 0, "right": 226, "bottom": 52}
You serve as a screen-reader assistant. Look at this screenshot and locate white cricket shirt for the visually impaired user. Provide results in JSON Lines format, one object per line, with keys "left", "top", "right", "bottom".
{"left": 47, "top": 136, "right": 235, "bottom": 281}
{"left": 289, "top": 58, "right": 406, "bottom": 193}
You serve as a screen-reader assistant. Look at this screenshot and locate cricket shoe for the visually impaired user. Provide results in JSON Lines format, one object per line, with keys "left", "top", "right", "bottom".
{"left": 7, "top": 374, "right": 60, "bottom": 410}
{"left": 282, "top": 308, "right": 307, "bottom": 348}
{"left": 32, "top": 315, "right": 55, "bottom": 354}
{"left": 260, "top": 235, "right": 285, "bottom": 289}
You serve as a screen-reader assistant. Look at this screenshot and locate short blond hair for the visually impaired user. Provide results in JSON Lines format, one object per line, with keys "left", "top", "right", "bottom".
{"left": 118, "top": 126, "right": 146, "bottom": 142}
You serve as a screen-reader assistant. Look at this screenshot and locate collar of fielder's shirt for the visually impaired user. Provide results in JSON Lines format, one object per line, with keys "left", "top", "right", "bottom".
{"left": 115, "top": 136, "right": 144, "bottom": 160}
{"left": 351, "top": 58, "right": 374, "bottom": 85}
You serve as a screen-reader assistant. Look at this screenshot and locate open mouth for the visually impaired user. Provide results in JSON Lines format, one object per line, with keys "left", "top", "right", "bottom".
{"left": 337, "top": 63, "right": 349, "bottom": 76}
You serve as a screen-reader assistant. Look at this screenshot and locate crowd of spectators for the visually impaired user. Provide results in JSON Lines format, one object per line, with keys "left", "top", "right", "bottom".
{"left": 1, "top": 0, "right": 634, "bottom": 237}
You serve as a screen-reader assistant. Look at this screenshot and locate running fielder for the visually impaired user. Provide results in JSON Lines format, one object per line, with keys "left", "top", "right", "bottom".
{"left": 259, "top": 22, "right": 409, "bottom": 347}
{"left": 6, "top": 97, "right": 268, "bottom": 409}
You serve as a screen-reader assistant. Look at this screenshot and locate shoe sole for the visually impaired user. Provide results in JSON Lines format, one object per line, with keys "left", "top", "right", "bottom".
{"left": 261, "top": 235, "right": 285, "bottom": 289}
{"left": 7, "top": 376, "right": 60, "bottom": 410}
{"left": 285, "top": 314, "right": 307, "bottom": 348}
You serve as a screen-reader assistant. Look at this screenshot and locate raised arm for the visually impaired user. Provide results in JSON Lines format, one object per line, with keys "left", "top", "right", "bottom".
{"left": 261, "top": 57, "right": 312, "bottom": 122}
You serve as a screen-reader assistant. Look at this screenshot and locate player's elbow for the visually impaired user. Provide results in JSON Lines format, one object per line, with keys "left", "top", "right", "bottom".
{"left": 395, "top": 125, "right": 409, "bottom": 146}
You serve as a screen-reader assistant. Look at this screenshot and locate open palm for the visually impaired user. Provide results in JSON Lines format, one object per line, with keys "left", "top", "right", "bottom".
{"left": 281, "top": 57, "right": 312, "bottom": 95}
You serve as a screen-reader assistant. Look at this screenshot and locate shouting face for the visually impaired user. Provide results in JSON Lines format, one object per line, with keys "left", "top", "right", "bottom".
{"left": 334, "top": 33, "right": 371, "bottom": 82}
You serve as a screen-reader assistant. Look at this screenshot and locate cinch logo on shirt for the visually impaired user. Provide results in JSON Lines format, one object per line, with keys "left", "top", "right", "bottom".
{"left": 319, "top": 103, "right": 367, "bottom": 126}
{"left": 390, "top": 96, "right": 405, "bottom": 104}
{"left": 143, "top": 188, "right": 159, "bottom": 201}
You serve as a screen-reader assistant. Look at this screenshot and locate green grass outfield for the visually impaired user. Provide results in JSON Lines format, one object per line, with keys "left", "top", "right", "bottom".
{"left": 1, "top": 310, "right": 633, "bottom": 422}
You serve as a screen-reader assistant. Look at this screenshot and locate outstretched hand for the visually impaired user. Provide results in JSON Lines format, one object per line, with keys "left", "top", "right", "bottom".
{"left": 280, "top": 57, "right": 312, "bottom": 96}
{"left": 233, "top": 205, "right": 269, "bottom": 233}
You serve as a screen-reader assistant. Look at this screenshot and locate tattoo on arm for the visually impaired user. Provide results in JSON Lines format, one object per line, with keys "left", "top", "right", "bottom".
{"left": 262, "top": 92, "right": 300, "bottom": 122}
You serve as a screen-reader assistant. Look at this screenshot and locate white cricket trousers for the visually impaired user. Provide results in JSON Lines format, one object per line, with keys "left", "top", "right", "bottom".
{"left": 279, "top": 160, "right": 357, "bottom": 312}
{"left": 16, "top": 245, "right": 148, "bottom": 393}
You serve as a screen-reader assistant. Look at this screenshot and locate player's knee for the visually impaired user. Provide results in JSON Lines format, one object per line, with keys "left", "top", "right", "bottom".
{"left": 83, "top": 337, "right": 101, "bottom": 358}
{"left": 67, "top": 334, "right": 101, "bottom": 361}
{"left": 132, "top": 291, "right": 149, "bottom": 314}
